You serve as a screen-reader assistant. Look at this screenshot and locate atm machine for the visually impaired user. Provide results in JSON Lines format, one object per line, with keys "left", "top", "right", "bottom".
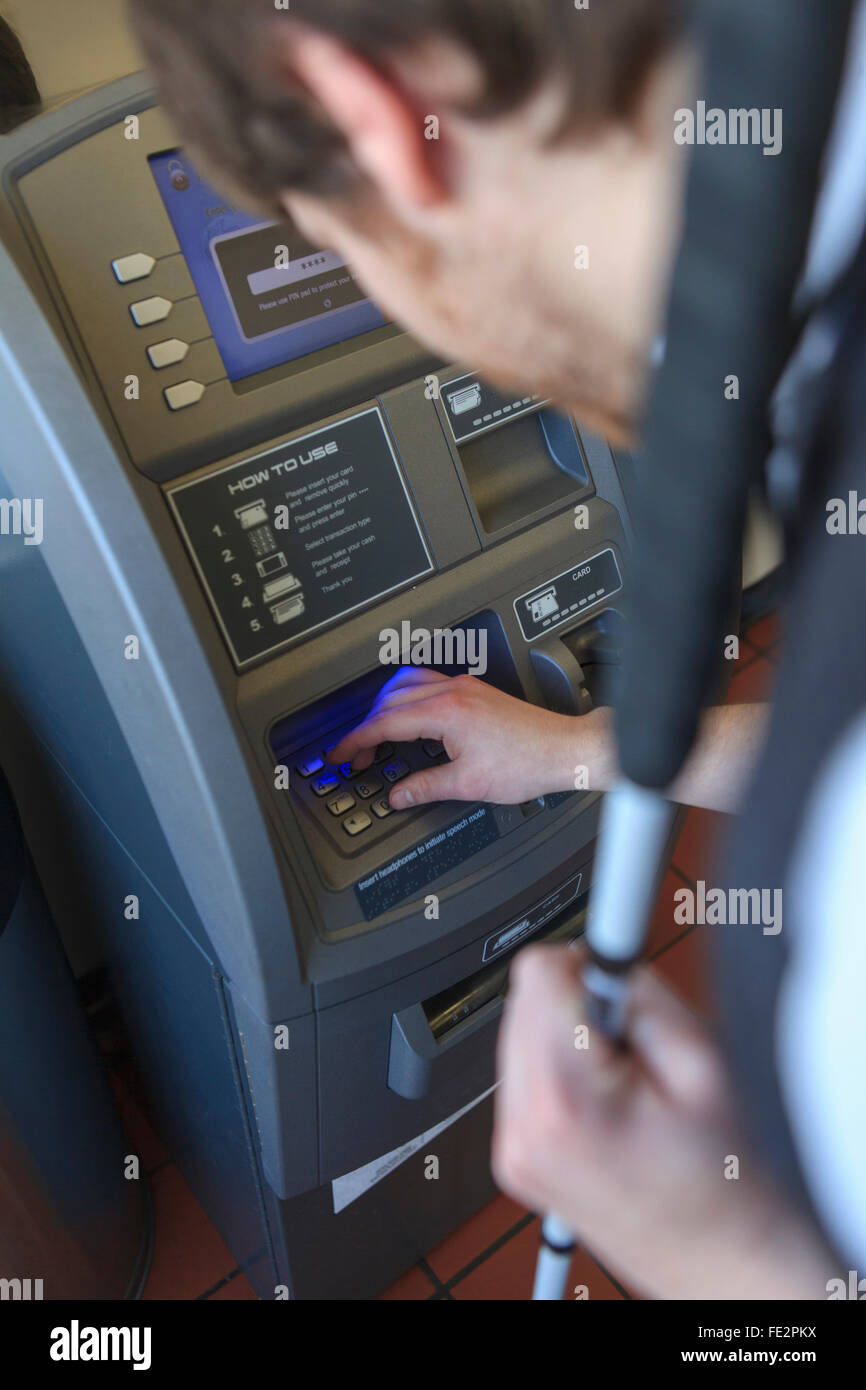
{"left": 0, "top": 74, "right": 634, "bottom": 1299}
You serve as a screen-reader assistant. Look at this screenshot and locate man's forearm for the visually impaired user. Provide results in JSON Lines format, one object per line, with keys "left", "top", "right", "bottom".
{"left": 572, "top": 702, "right": 771, "bottom": 814}
{"left": 665, "top": 702, "right": 771, "bottom": 813}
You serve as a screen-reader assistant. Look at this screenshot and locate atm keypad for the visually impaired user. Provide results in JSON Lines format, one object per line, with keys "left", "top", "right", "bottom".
{"left": 289, "top": 730, "right": 448, "bottom": 852}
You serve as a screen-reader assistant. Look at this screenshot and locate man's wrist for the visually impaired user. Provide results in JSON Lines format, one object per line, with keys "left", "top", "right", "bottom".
{"left": 547, "top": 705, "right": 617, "bottom": 795}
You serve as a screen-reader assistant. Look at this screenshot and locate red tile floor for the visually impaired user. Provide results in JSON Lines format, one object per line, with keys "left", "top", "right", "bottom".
{"left": 113, "top": 615, "right": 780, "bottom": 1301}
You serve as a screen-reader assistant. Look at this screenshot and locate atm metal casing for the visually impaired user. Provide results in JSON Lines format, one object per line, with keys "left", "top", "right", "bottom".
{"left": 0, "top": 75, "right": 634, "bottom": 1298}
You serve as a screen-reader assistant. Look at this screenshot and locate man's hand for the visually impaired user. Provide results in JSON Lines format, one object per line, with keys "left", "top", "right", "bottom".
{"left": 493, "top": 945, "right": 837, "bottom": 1299}
{"left": 329, "top": 669, "right": 769, "bottom": 816}
{"left": 328, "top": 667, "right": 611, "bottom": 809}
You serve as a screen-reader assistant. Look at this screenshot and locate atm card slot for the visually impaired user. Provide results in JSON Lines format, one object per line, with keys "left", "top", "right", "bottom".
{"left": 528, "top": 586, "right": 559, "bottom": 623}
{"left": 234, "top": 498, "right": 269, "bottom": 530}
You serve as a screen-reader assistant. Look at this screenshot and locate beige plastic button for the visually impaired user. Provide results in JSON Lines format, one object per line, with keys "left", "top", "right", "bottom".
{"left": 130, "top": 296, "right": 172, "bottom": 327}
{"left": 112, "top": 253, "right": 156, "bottom": 284}
{"left": 147, "top": 339, "right": 189, "bottom": 370}
{"left": 164, "top": 380, "right": 206, "bottom": 412}
{"left": 343, "top": 812, "right": 373, "bottom": 837}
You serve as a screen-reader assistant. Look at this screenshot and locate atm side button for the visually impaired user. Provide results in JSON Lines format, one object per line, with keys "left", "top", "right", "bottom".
{"left": 130, "top": 296, "right": 173, "bottom": 326}
{"left": 164, "top": 380, "right": 206, "bottom": 412}
{"left": 327, "top": 794, "right": 356, "bottom": 817}
{"left": 113, "top": 253, "right": 156, "bottom": 284}
{"left": 343, "top": 812, "right": 373, "bottom": 837}
{"left": 147, "top": 338, "right": 189, "bottom": 370}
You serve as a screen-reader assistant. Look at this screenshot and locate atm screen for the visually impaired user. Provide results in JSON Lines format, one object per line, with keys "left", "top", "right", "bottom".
{"left": 149, "top": 151, "right": 389, "bottom": 383}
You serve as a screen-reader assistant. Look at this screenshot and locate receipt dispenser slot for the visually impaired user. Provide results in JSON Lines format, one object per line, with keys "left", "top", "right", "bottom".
{"left": 388, "top": 890, "right": 587, "bottom": 1100}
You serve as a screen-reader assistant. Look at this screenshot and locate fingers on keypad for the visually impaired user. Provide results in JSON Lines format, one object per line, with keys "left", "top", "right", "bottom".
{"left": 294, "top": 736, "right": 447, "bottom": 845}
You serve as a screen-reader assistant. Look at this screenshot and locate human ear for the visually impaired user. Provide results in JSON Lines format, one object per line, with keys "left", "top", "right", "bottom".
{"left": 269, "top": 24, "right": 448, "bottom": 210}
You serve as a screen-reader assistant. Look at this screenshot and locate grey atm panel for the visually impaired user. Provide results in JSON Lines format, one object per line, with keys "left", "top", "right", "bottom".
{"left": 0, "top": 74, "right": 633, "bottom": 1298}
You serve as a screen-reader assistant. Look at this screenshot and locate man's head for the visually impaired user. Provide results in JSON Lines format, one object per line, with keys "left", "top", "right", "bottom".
{"left": 131, "top": 0, "right": 693, "bottom": 442}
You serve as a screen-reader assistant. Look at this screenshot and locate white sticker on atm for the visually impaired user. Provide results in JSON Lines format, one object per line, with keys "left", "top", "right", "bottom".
{"left": 331, "top": 1083, "right": 499, "bottom": 1214}
{"left": 482, "top": 872, "right": 583, "bottom": 963}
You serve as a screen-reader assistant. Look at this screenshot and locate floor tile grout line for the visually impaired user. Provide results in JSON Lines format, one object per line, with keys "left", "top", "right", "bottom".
{"left": 197, "top": 1267, "right": 245, "bottom": 1300}
{"left": 646, "top": 863, "right": 699, "bottom": 961}
{"left": 733, "top": 636, "right": 783, "bottom": 671}
{"left": 585, "top": 1247, "right": 633, "bottom": 1301}
{"left": 648, "top": 918, "right": 701, "bottom": 964}
{"left": 731, "top": 650, "right": 760, "bottom": 674}
{"left": 747, "top": 646, "right": 779, "bottom": 667}
{"left": 670, "top": 861, "right": 697, "bottom": 891}
{"left": 417, "top": 1255, "right": 449, "bottom": 1296}
{"left": 441, "top": 1211, "right": 537, "bottom": 1292}
{"left": 145, "top": 1156, "right": 171, "bottom": 1179}
{"left": 740, "top": 632, "right": 779, "bottom": 662}
{"left": 736, "top": 642, "right": 763, "bottom": 665}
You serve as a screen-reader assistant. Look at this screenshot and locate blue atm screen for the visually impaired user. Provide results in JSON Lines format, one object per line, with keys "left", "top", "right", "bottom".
{"left": 148, "top": 151, "right": 388, "bottom": 383}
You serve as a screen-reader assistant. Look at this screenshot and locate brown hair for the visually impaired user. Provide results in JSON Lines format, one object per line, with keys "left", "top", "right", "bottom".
{"left": 130, "top": 0, "right": 685, "bottom": 217}
{"left": 0, "top": 17, "right": 41, "bottom": 134}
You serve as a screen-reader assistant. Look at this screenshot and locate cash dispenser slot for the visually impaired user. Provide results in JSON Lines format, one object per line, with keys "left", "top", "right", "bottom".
{"left": 388, "top": 881, "right": 587, "bottom": 1100}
